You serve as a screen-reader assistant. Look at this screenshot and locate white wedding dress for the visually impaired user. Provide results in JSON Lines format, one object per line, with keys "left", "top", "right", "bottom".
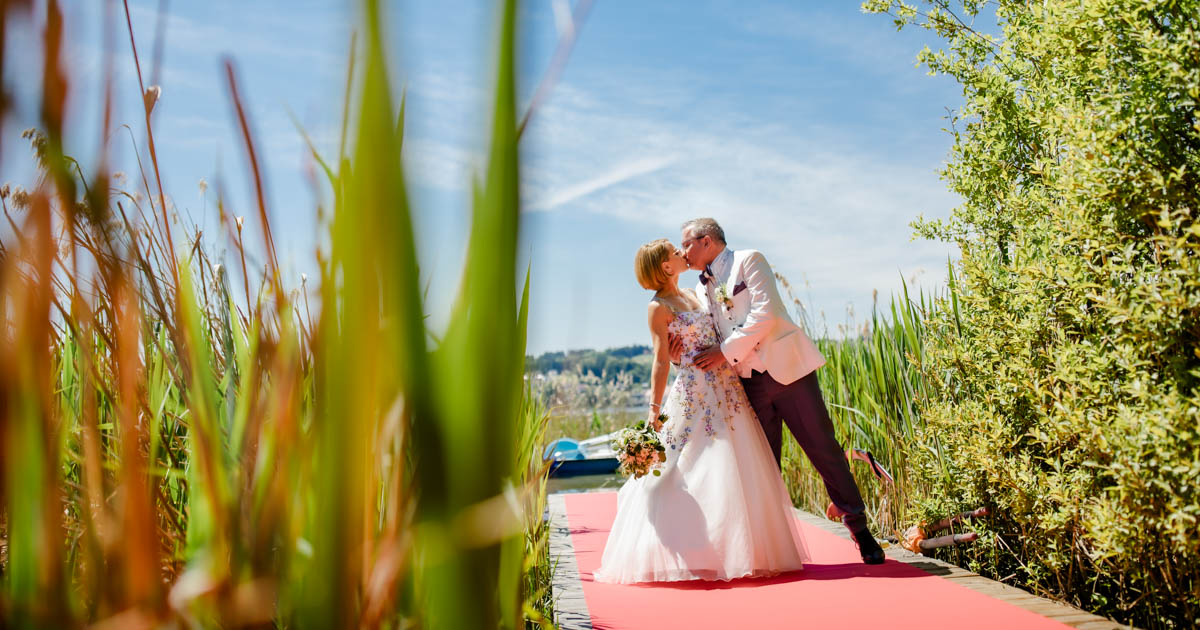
{"left": 593, "top": 306, "right": 810, "bottom": 584}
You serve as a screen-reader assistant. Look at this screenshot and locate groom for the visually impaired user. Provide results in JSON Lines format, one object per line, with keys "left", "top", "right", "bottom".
{"left": 674, "top": 217, "right": 885, "bottom": 564}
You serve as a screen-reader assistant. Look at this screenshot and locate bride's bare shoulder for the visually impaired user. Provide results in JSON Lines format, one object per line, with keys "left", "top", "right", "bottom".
{"left": 646, "top": 298, "right": 671, "bottom": 315}
{"left": 646, "top": 299, "right": 674, "bottom": 326}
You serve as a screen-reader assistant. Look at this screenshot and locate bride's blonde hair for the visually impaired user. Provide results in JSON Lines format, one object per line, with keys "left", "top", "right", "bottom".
{"left": 635, "top": 239, "right": 674, "bottom": 290}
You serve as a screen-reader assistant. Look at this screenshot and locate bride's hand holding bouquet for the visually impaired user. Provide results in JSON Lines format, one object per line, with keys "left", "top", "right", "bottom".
{"left": 612, "top": 407, "right": 669, "bottom": 479}
{"left": 648, "top": 402, "right": 668, "bottom": 431}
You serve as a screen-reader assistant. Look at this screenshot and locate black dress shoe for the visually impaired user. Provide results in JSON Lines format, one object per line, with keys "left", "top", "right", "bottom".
{"left": 852, "top": 528, "right": 885, "bottom": 565}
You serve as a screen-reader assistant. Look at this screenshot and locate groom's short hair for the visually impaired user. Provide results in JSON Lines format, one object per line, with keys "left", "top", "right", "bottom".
{"left": 681, "top": 218, "right": 726, "bottom": 244}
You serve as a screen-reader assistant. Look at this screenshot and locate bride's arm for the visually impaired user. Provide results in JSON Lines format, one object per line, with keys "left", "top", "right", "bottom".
{"left": 646, "top": 301, "right": 673, "bottom": 431}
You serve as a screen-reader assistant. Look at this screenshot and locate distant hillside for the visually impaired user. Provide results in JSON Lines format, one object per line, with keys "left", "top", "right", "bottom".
{"left": 525, "top": 344, "right": 652, "bottom": 383}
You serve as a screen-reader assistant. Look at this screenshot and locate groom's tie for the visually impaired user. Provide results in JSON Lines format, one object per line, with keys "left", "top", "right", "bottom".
{"left": 700, "top": 265, "right": 714, "bottom": 285}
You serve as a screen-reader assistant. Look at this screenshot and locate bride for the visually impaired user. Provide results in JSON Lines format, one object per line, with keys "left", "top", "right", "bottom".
{"left": 593, "top": 239, "right": 809, "bottom": 584}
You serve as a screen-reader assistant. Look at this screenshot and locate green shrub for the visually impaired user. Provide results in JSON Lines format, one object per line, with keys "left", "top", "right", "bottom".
{"left": 864, "top": 1, "right": 1200, "bottom": 626}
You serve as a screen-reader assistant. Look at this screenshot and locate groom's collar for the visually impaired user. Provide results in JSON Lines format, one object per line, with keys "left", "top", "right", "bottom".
{"left": 709, "top": 247, "right": 733, "bottom": 279}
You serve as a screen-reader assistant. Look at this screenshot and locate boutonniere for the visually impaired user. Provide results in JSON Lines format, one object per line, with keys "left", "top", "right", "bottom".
{"left": 715, "top": 285, "right": 734, "bottom": 311}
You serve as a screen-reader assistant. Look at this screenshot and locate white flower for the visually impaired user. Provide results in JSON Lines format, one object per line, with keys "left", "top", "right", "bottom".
{"left": 715, "top": 285, "right": 733, "bottom": 312}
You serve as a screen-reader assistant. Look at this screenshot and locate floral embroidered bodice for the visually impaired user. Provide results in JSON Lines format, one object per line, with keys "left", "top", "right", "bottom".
{"left": 656, "top": 306, "right": 746, "bottom": 452}
{"left": 668, "top": 308, "right": 721, "bottom": 367}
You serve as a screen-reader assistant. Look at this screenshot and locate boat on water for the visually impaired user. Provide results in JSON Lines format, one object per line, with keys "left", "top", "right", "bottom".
{"left": 543, "top": 432, "right": 619, "bottom": 477}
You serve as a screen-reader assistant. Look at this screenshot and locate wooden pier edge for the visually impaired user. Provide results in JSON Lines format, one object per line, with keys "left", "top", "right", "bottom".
{"left": 548, "top": 494, "right": 595, "bottom": 630}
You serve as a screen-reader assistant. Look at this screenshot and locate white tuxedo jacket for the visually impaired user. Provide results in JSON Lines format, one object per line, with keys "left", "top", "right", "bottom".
{"left": 695, "top": 247, "right": 825, "bottom": 384}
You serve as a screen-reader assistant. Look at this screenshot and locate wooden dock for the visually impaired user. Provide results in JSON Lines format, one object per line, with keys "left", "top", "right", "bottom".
{"left": 549, "top": 492, "right": 1131, "bottom": 630}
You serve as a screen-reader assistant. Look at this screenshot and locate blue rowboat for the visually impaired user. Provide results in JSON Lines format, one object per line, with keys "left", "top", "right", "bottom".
{"left": 544, "top": 434, "right": 619, "bottom": 477}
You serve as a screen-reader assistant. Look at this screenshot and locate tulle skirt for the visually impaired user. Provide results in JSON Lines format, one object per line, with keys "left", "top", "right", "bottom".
{"left": 593, "top": 366, "right": 810, "bottom": 584}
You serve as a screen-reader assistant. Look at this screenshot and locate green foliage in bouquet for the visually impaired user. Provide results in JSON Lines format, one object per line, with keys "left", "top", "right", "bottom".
{"left": 863, "top": 1, "right": 1200, "bottom": 626}
{"left": 611, "top": 421, "right": 668, "bottom": 479}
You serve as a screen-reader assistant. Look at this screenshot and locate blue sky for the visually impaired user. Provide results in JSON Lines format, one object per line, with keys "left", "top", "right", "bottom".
{"left": 3, "top": 0, "right": 963, "bottom": 355}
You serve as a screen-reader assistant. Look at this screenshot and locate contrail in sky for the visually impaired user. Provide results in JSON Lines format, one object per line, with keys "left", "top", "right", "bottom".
{"left": 530, "top": 154, "right": 678, "bottom": 211}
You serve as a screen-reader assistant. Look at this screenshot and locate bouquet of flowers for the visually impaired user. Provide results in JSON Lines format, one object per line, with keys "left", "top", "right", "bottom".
{"left": 611, "top": 417, "right": 668, "bottom": 479}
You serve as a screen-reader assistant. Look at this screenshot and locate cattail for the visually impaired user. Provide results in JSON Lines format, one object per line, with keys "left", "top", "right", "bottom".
{"left": 11, "top": 187, "right": 30, "bottom": 209}
{"left": 21, "top": 129, "right": 47, "bottom": 166}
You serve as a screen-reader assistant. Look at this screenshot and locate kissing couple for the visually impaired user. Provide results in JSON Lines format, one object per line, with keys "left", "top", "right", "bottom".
{"left": 593, "top": 217, "right": 885, "bottom": 584}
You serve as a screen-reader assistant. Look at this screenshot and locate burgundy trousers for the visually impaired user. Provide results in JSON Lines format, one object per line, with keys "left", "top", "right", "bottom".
{"left": 740, "top": 369, "right": 868, "bottom": 534}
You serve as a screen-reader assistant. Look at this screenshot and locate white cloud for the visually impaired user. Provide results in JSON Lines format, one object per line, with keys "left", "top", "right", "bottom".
{"left": 520, "top": 78, "right": 960, "bottom": 335}
{"left": 403, "top": 137, "right": 482, "bottom": 191}
{"left": 124, "top": 1, "right": 341, "bottom": 69}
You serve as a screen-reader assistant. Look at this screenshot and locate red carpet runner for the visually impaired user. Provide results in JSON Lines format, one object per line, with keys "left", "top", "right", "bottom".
{"left": 565, "top": 492, "right": 1071, "bottom": 630}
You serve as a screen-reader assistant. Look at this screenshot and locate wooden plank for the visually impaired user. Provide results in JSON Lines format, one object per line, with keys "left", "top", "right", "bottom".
{"left": 548, "top": 494, "right": 593, "bottom": 630}
{"left": 1072, "top": 621, "right": 1129, "bottom": 630}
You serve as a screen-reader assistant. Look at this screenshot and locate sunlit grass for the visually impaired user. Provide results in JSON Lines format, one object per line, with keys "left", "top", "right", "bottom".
{"left": 777, "top": 271, "right": 951, "bottom": 538}
{"left": 0, "top": 0, "right": 554, "bottom": 628}
{"left": 544, "top": 409, "right": 640, "bottom": 445}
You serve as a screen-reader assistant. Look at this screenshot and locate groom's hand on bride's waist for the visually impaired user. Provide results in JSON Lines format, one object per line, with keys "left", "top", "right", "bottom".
{"left": 693, "top": 346, "right": 728, "bottom": 371}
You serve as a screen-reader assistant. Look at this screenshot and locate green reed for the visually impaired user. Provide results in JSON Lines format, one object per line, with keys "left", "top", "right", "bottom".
{"left": 0, "top": 0, "right": 553, "bottom": 628}
{"left": 776, "top": 271, "right": 953, "bottom": 537}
